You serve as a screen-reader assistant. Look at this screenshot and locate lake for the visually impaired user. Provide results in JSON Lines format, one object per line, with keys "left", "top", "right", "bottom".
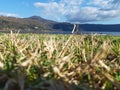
{"left": 44, "top": 31, "right": 120, "bottom": 36}
{"left": 80, "top": 31, "right": 120, "bottom": 36}
{"left": 1, "top": 30, "right": 120, "bottom": 36}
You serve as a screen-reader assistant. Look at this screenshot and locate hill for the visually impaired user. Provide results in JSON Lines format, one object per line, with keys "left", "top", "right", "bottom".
{"left": 52, "top": 23, "right": 120, "bottom": 32}
{"left": 0, "top": 15, "right": 57, "bottom": 33}
{"left": 0, "top": 15, "right": 120, "bottom": 33}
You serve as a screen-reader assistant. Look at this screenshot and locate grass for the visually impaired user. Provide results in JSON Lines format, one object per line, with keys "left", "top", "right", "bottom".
{"left": 0, "top": 32, "right": 120, "bottom": 90}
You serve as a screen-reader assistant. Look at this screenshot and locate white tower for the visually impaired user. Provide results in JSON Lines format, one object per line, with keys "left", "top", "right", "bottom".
{"left": 72, "top": 24, "right": 79, "bottom": 34}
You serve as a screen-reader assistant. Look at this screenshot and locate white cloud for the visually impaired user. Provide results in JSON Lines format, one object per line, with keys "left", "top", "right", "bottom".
{"left": 0, "top": 12, "right": 19, "bottom": 17}
{"left": 34, "top": 2, "right": 48, "bottom": 8}
{"left": 67, "top": 7, "right": 120, "bottom": 23}
{"left": 88, "top": 0, "right": 111, "bottom": 8}
{"left": 34, "top": 0, "right": 83, "bottom": 21}
{"left": 60, "top": 0, "right": 83, "bottom": 5}
{"left": 34, "top": 2, "right": 67, "bottom": 20}
{"left": 34, "top": 0, "right": 120, "bottom": 23}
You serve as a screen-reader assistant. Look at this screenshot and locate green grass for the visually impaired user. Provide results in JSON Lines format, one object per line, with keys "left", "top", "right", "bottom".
{"left": 0, "top": 33, "right": 120, "bottom": 90}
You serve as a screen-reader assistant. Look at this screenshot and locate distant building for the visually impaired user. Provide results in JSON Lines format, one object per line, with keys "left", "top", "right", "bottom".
{"left": 34, "top": 27, "right": 38, "bottom": 29}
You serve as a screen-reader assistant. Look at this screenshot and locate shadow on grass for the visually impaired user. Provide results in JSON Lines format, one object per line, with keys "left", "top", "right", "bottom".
{"left": 0, "top": 67, "right": 94, "bottom": 90}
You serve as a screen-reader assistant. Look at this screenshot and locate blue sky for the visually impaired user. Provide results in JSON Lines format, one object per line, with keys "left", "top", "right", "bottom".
{"left": 0, "top": 0, "right": 120, "bottom": 24}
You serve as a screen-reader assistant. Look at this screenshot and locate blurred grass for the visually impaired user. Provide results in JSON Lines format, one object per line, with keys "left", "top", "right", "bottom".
{"left": 0, "top": 33, "right": 120, "bottom": 90}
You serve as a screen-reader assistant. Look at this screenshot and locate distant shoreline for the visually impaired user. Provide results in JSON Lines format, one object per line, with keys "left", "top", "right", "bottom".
{"left": 0, "top": 30, "right": 120, "bottom": 36}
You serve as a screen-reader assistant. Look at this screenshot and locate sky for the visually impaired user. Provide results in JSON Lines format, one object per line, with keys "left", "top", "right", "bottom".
{"left": 0, "top": 0, "right": 120, "bottom": 24}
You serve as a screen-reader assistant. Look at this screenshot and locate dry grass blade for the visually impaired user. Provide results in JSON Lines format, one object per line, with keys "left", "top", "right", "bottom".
{"left": 98, "top": 60, "right": 110, "bottom": 72}
{"left": 0, "top": 62, "right": 4, "bottom": 68}
{"left": 83, "top": 41, "right": 110, "bottom": 73}
{"left": 44, "top": 37, "right": 57, "bottom": 59}
{"left": 103, "top": 72, "right": 120, "bottom": 89}
{"left": 92, "top": 41, "right": 109, "bottom": 63}
{"left": 53, "top": 66, "right": 65, "bottom": 78}
{"left": 58, "top": 35, "right": 73, "bottom": 57}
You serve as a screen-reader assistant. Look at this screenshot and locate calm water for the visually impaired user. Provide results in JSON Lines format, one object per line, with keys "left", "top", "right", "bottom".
{"left": 46, "top": 31, "right": 120, "bottom": 36}
{"left": 2, "top": 29, "right": 119, "bottom": 36}
{"left": 81, "top": 31, "right": 120, "bottom": 36}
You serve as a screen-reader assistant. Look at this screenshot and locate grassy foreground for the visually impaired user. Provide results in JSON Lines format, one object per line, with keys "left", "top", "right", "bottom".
{"left": 0, "top": 33, "right": 120, "bottom": 90}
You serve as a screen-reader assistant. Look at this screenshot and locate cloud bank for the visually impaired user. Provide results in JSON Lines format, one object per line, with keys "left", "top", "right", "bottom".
{"left": 0, "top": 12, "right": 19, "bottom": 17}
{"left": 34, "top": 0, "right": 120, "bottom": 23}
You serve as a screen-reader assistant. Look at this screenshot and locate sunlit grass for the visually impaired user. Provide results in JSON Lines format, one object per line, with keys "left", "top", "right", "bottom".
{"left": 0, "top": 33, "right": 120, "bottom": 90}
